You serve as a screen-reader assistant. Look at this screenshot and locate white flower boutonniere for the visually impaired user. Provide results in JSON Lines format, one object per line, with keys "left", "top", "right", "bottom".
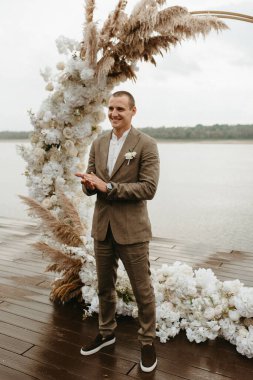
{"left": 125, "top": 150, "right": 137, "bottom": 165}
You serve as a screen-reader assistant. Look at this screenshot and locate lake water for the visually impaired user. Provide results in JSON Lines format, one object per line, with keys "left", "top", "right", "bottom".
{"left": 1, "top": 140, "right": 253, "bottom": 252}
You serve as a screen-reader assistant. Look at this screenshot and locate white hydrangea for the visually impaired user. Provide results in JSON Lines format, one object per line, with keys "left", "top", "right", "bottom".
{"left": 43, "top": 129, "right": 62, "bottom": 145}
{"left": 56, "top": 35, "right": 79, "bottom": 55}
{"left": 236, "top": 326, "right": 253, "bottom": 358}
{"left": 42, "top": 161, "right": 64, "bottom": 178}
{"left": 40, "top": 66, "right": 52, "bottom": 82}
{"left": 80, "top": 67, "right": 94, "bottom": 81}
{"left": 234, "top": 288, "right": 253, "bottom": 318}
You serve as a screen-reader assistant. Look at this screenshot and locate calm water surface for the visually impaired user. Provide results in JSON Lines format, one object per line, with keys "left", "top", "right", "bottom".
{"left": 1, "top": 140, "right": 253, "bottom": 251}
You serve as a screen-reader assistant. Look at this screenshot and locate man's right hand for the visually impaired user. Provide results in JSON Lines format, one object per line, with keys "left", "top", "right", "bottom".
{"left": 75, "top": 172, "right": 96, "bottom": 191}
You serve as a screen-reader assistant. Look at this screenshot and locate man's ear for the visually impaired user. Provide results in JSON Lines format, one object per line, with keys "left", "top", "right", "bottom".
{"left": 132, "top": 106, "right": 137, "bottom": 116}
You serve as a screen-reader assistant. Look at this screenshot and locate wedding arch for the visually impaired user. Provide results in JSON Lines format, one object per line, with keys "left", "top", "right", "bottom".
{"left": 19, "top": 0, "right": 253, "bottom": 358}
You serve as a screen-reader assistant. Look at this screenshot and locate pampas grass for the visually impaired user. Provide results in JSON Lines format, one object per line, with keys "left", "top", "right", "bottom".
{"left": 19, "top": 195, "right": 83, "bottom": 247}
{"left": 56, "top": 188, "right": 86, "bottom": 237}
{"left": 93, "top": 1, "right": 228, "bottom": 85}
{"left": 34, "top": 242, "right": 83, "bottom": 303}
{"left": 85, "top": 0, "right": 95, "bottom": 24}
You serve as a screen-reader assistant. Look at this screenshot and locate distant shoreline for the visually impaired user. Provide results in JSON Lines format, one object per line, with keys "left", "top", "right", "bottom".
{"left": 1, "top": 138, "right": 253, "bottom": 145}
{"left": 1, "top": 124, "right": 253, "bottom": 141}
{"left": 156, "top": 139, "right": 253, "bottom": 144}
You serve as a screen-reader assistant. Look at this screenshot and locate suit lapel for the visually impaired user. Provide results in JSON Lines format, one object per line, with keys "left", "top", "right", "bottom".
{"left": 110, "top": 127, "right": 140, "bottom": 180}
{"left": 99, "top": 131, "right": 111, "bottom": 181}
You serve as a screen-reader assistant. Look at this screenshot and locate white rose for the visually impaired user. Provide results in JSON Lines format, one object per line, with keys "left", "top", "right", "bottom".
{"left": 214, "top": 305, "right": 223, "bottom": 317}
{"left": 80, "top": 67, "right": 94, "bottom": 80}
{"left": 34, "top": 148, "right": 45, "bottom": 160}
{"left": 56, "top": 62, "right": 65, "bottom": 70}
{"left": 64, "top": 140, "right": 78, "bottom": 157}
{"left": 228, "top": 310, "right": 240, "bottom": 321}
{"left": 43, "top": 111, "right": 53, "bottom": 122}
{"left": 45, "top": 82, "right": 54, "bottom": 91}
{"left": 63, "top": 126, "right": 74, "bottom": 139}
{"left": 42, "top": 197, "right": 53, "bottom": 209}
{"left": 204, "top": 307, "right": 216, "bottom": 320}
{"left": 42, "top": 175, "right": 53, "bottom": 186}
{"left": 50, "top": 195, "right": 58, "bottom": 205}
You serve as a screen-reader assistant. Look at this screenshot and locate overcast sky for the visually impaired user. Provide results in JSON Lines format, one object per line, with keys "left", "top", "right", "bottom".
{"left": 0, "top": 0, "right": 252, "bottom": 131}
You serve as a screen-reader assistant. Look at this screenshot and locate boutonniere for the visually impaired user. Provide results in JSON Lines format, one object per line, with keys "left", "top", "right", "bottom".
{"left": 124, "top": 149, "right": 137, "bottom": 165}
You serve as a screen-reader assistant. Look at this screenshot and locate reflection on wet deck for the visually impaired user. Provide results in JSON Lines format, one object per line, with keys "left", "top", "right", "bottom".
{"left": 0, "top": 217, "right": 253, "bottom": 380}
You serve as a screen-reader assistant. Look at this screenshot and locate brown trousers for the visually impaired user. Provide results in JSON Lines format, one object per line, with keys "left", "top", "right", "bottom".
{"left": 94, "top": 226, "right": 156, "bottom": 344}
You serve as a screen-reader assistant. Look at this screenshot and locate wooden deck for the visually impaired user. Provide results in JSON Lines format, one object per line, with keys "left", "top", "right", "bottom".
{"left": 0, "top": 216, "right": 253, "bottom": 380}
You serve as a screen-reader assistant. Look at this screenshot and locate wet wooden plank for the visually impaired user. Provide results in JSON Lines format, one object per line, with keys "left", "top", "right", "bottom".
{"left": 0, "top": 347, "right": 87, "bottom": 380}
{"left": 0, "top": 365, "right": 37, "bottom": 380}
{"left": 24, "top": 345, "right": 135, "bottom": 378}
{"left": 0, "top": 333, "right": 34, "bottom": 355}
{"left": 1, "top": 218, "right": 253, "bottom": 380}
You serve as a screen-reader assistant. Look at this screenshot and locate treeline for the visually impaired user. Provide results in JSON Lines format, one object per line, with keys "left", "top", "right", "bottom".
{"left": 1, "top": 124, "right": 253, "bottom": 140}
{"left": 0, "top": 131, "right": 31, "bottom": 139}
{"left": 139, "top": 124, "right": 253, "bottom": 140}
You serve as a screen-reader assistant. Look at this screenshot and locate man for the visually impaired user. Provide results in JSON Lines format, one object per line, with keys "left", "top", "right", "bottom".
{"left": 76, "top": 91, "right": 160, "bottom": 373}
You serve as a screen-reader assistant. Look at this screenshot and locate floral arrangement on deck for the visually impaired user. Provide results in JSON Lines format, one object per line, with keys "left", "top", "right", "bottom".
{"left": 18, "top": 0, "right": 253, "bottom": 359}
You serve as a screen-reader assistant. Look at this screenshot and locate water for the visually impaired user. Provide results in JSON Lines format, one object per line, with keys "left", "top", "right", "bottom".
{"left": 1, "top": 140, "right": 253, "bottom": 251}
{"left": 149, "top": 142, "right": 253, "bottom": 251}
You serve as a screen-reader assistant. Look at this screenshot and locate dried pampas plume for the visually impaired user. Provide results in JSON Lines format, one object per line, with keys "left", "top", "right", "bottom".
{"left": 33, "top": 242, "right": 83, "bottom": 303}
{"left": 85, "top": 0, "right": 95, "bottom": 24}
{"left": 19, "top": 195, "right": 84, "bottom": 247}
{"left": 56, "top": 187, "right": 86, "bottom": 237}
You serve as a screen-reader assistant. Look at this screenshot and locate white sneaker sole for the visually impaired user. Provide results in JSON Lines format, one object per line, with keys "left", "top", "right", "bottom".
{"left": 80, "top": 337, "right": 116, "bottom": 356}
{"left": 140, "top": 358, "right": 157, "bottom": 373}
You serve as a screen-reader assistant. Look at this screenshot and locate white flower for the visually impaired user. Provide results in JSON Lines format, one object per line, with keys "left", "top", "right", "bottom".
{"left": 64, "top": 140, "right": 78, "bottom": 157}
{"left": 63, "top": 126, "right": 74, "bottom": 139}
{"left": 42, "top": 161, "right": 64, "bottom": 178}
{"left": 236, "top": 326, "right": 253, "bottom": 358}
{"left": 80, "top": 67, "right": 94, "bottom": 81}
{"left": 50, "top": 195, "right": 58, "bottom": 205}
{"left": 40, "top": 66, "right": 52, "bottom": 82}
{"left": 223, "top": 280, "right": 243, "bottom": 295}
{"left": 125, "top": 150, "right": 137, "bottom": 161}
{"left": 42, "top": 175, "right": 53, "bottom": 186}
{"left": 33, "top": 148, "right": 45, "bottom": 165}
{"left": 43, "top": 111, "right": 53, "bottom": 123}
{"left": 55, "top": 35, "right": 79, "bottom": 55}
{"left": 56, "top": 62, "right": 65, "bottom": 70}
{"left": 234, "top": 288, "right": 253, "bottom": 318}
{"left": 43, "top": 129, "right": 61, "bottom": 145}
{"left": 228, "top": 310, "right": 240, "bottom": 322}
{"left": 42, "top": 197, "right": 53, "bottom": 209}
{"left": 45, "top": 82, "right": 54, "bottom": 91}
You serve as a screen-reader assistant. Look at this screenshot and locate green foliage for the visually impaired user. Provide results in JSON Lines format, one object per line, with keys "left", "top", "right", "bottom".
{"left": 0, "top": 131, "right": 31, "bottom": 140}
{"left": 139, "top": 124, "right": 253, "bottom": 140}
{"left": 104, "top": 124, "right": 253, "bottom": 140}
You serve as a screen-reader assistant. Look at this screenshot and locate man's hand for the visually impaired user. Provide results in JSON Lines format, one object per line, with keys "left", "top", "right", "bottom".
{"left": 75, "top": 172, "right": 96, "bottom": 191}
{"left": 75, "top": 172, "right": 107, "bottom": 193}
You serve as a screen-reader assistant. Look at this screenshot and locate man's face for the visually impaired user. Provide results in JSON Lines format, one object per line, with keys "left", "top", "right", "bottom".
{"left": 108, "top": 95, "right": 136, "bottom": 131}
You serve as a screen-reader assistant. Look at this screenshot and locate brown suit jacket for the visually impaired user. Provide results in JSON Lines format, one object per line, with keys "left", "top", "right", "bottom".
{"left": 83, "top": 127, "right": 160, "bottom": 244}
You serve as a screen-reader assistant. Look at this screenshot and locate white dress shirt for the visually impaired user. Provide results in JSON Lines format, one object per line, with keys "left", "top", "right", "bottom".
{"left": 107, "top": 129, "right": 130, "bottom": 177}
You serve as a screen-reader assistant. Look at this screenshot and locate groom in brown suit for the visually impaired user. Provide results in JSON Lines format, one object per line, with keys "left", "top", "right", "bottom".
{"left": 76, "top": 91, "right": 160, "bottom": 372}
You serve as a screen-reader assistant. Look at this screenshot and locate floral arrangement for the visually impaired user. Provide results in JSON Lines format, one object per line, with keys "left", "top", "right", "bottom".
{"left": 125, "top": 150, "right": 137, "bottom": 164}
{"left": 18, "top": 0, "right": 253, "bottom": 360}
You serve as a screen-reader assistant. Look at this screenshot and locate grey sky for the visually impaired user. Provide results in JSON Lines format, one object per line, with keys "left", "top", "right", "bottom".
{"left": 0, "top": 0, "right": 252, "bottom": 131}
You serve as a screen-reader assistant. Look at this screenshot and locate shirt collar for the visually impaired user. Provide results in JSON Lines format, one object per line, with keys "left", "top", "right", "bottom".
{"left": 111, "top": 127, "right": 131, "bottom": 142}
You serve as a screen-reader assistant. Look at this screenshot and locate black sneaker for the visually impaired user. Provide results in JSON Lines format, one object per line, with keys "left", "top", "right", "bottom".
{"left": 80, "top": 333, "right": 116, "bottom": 356}
{"left": 140, "top": 343, "right": 157, "bottom": 372}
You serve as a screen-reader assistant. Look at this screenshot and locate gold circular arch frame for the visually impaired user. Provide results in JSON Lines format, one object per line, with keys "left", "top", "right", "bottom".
{"left": 191, "top": 11, "right": 253, "bottom": 24}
